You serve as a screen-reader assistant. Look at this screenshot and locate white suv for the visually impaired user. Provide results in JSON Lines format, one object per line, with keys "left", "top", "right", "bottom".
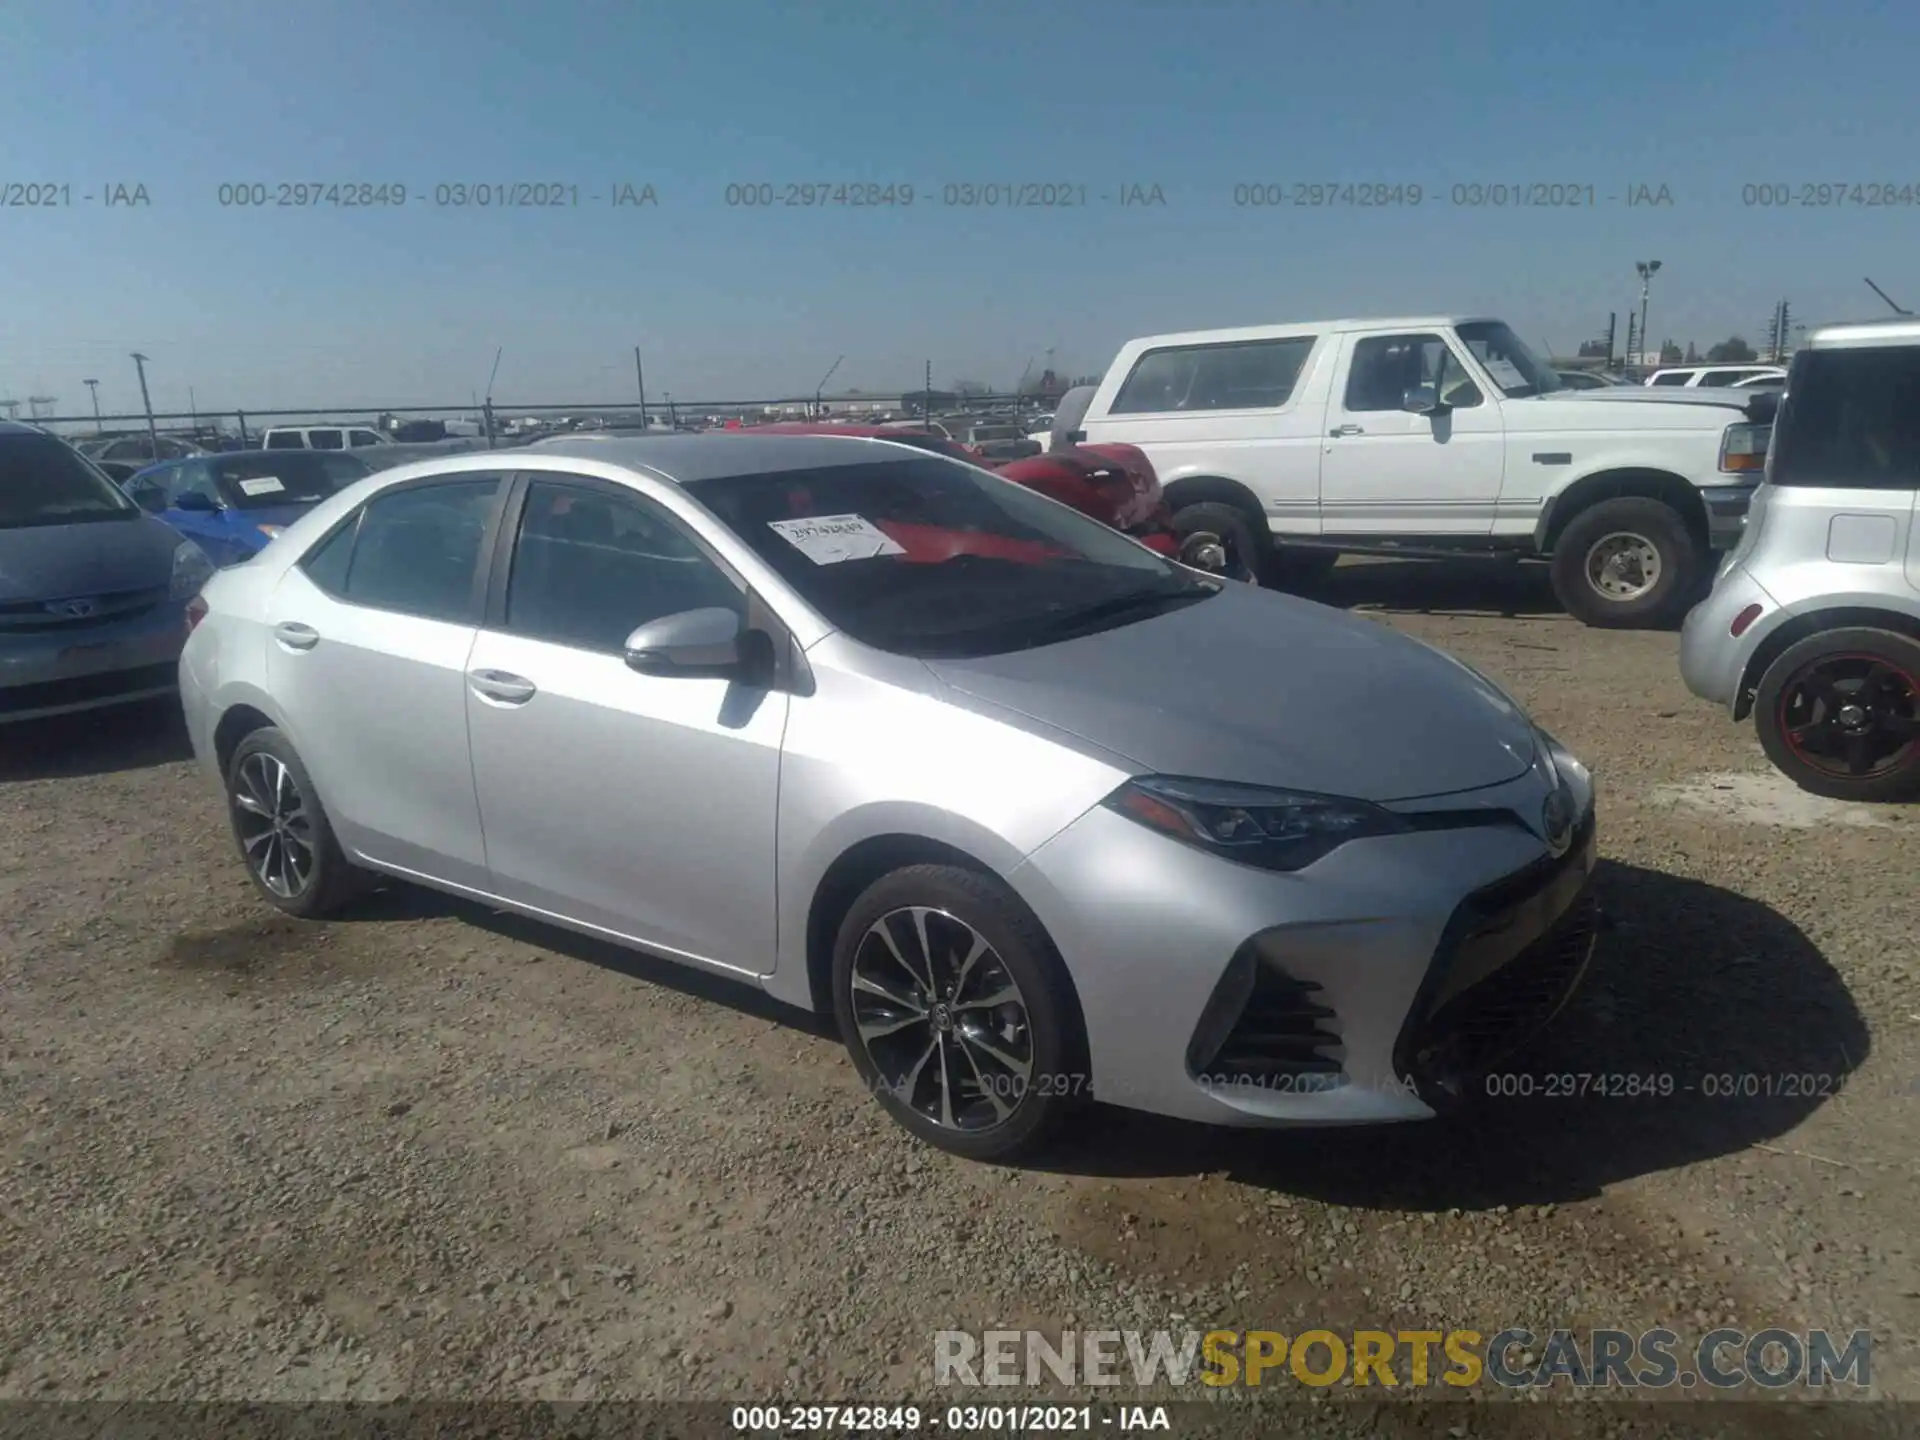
{"left": 261, "top": 425, "right": 390, "bottom": 451}
{"left": 1644, "top": 365, "right": 1787, "bottom": 389}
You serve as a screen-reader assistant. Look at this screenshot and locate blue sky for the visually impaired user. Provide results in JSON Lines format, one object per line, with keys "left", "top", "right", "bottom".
{"left": 4, "top": 0, "right": 1919, "bottom": 420}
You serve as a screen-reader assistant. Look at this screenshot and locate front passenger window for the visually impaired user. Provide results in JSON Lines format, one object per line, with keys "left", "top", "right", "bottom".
{"left": 504, "top": 480, "right": 744, "bottom": 653}
{"left": 1345, "top": 334, "right": 1481, "bottom": 412}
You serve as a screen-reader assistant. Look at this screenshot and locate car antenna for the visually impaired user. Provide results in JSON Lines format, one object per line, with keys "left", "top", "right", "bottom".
{"left": 1864, "top": 277, "right": 1912, "bottom": 316}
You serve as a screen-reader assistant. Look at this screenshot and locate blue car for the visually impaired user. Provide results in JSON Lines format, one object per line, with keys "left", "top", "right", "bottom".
{"left": 123, "top": 449, "right": 373, "bottom": 566}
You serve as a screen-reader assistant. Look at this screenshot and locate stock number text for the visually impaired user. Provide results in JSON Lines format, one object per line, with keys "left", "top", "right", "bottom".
{"left": 1742, "top": 182, "right": 1920, "bottom": 207}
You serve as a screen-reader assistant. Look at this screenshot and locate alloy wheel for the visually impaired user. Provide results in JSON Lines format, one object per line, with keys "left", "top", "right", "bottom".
{"left": 1778, "top": 654, "right": 1920, "bottom": 779}
{"left": 1584, "top": 532, "right": 1662, "bottom": 601}
{"left": 849, "top": 906, "right": 1034, "bottom": 1132}
{"left": 231, "top": 752, "right": 316, "bottom": 899}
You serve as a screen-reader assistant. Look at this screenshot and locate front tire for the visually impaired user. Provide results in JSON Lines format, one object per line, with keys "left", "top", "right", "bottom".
{"left": 831, "top": 864, "right": 1086, "bottom": 1161}
{"left": 226, "top": 727, "right": 372, "bottom": 918}
{"left": 1754, "top": 628, "right": 1920, "bottom": 802}
{"left": 1549, "top": 497, "right": 1700, "bottom": 628}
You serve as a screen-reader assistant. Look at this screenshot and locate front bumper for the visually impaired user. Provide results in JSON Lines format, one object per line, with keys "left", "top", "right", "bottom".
{"left": 1699, "top": 483, "right": 1757, "bottom": 550}
{"left": 1679, "top": 562, "right": 1777, "bottom": 712}
{"left": 0, "top": 600, "right": 192, "bottom": 724}
{"left": 1013, "top": 776, "right": 1597, "bottom": 1127}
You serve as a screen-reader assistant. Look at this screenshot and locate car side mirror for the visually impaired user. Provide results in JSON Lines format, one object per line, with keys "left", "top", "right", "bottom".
{"left": 624, "top": 607, "right": 747, "bottom": 678}
{"left": 1067, "top": 429, "right": 1087, "bottom": 443}
{"left": 1401, "top": 385, "right": 1447, "bottom": 416}
{"left": 173, "top": 491, "right": 219, "bottom": 512}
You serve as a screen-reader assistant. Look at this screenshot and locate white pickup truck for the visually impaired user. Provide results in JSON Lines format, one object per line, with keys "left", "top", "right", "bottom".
{"left": 1064, "top": 315, "right": 1775, "bottom": 627}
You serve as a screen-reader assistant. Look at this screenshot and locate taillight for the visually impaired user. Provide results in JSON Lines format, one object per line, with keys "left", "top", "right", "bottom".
{"left": 185, "top": 595, "right": 210, "bottom": 633}
{"left": 1730, "top": 603, "right": 1762, "bottom": 638}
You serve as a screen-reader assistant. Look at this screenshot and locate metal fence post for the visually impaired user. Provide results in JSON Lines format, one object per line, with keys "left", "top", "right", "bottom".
{"left": 237, "top": 410, "right": 249, "bottom": 447}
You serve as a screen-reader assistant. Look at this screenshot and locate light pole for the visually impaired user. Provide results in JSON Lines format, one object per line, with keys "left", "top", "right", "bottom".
{"left": 815, "top": 355, "right": 844, "bottom": 419}
{"left": 84, "top": 379, "right": 101, "bottom": 432}
{"left": 1635, "top": 261, "right": 1662, "bottom": 367}
{"left": 130, "top": 353, "right": 160, "bottom": 457}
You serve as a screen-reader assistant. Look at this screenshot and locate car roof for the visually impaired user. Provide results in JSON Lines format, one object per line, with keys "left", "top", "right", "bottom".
{"left": 1122, "top": 316, "right": 1498, "bottom": 349}
{"left": 1808, "top": 316, "right": 1920, "bottom": 349}
{"left": 519, "top": 432, "right": 945, "bottom": 483}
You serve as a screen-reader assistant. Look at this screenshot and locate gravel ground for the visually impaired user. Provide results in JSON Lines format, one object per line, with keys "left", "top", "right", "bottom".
{"left": 2, "top": 558, "right": 1916, "bottom": 1435}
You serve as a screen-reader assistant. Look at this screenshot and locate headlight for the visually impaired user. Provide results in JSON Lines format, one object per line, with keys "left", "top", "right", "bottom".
{"left": 1102, "top": 775, "right": 1410, "bottom": 872}
{"left": 1719, "top": 422, "right": 1771, "bottom": 475}
{"left": 169, "top": 539, "right": 215, "bottom": 600}
{"left": 1534, "top": 726, "right": 1594, "bottom": 815}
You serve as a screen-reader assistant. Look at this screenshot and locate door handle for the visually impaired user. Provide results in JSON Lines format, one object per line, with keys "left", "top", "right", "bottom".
{"left": 1328, "top": 424, "right": 1365, "bottom": 437}
{"left": 273, "top": 622, "right": 320, "bottom": 651}
{"left": 468, "top": 669, "right": 537, "bottom": 705}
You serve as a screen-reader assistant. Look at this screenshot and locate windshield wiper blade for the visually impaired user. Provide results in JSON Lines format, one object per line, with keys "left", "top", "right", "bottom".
{"left": 1030, "top": 583, "right": 1212, "bottom": 637}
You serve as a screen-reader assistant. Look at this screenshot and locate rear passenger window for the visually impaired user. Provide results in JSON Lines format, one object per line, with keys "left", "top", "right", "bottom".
{"left": 1110, "top": 338, "right": 1316, "bottom": 414}
{"left": 266, "top": 432, "right": 304, "bottom": 449}
{"left": 504, "top": 480, "right": 743, "bottom": 653}
{"left": 310, "top": 430, "right": 345, "bottom": 450}
{"left": 303, "top": 478, "right": 501, "bottom": 621}
{"left": 1650, "top": 373, "right": 1690, "bottom": 386}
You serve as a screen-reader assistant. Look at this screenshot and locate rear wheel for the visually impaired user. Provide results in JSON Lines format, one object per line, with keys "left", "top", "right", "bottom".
{"left": 1549, "top": 497, "right": 1700, "bottom": 628}
{"left": 226, "top": 727, "right": 373, "bottom": 917}
{"left": 1170, "top": 501, "right": 1265, "bottom": 584}
{"left": 831, "top": 865, "right": 1085, "bottom": 1161}
{"left": 1754, "top": 628, "right": 1920, "bottom": 802}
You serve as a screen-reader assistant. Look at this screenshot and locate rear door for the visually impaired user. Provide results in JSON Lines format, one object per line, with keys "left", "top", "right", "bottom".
{"left": 1084, "top": 334, "right": 1324, "bottom": 534}
{"left": 263, "top": 473, "right": 509, "bottom": 890}
{"left": 462, "top": 473, "right": 787, "bottom": 972}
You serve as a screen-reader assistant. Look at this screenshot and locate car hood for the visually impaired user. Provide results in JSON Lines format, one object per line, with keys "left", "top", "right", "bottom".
{"left": 926, "top": 583, "right": 1539, "bottom": 802}
{"left": 0, "top": 514, "right": 183, "bottom": 602}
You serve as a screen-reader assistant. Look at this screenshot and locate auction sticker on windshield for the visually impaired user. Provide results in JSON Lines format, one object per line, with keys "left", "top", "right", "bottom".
{"left": 767, "top": 514, "right": 905, "bottom": 563}
{"left": 236, "top": 476, "right": 285, "bottom": 496}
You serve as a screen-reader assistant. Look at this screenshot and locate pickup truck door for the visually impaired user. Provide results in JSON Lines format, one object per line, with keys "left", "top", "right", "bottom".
{"left": 1319, "top": 330, "right": 1506, "bottom": 535}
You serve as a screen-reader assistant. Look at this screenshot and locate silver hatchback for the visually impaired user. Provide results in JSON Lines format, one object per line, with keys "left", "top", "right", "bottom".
{"left": 181, "top": 434, "right": 1598, "bottom": 1160}
{"left": 1680, "top": 317, "right": 1920, "bottom": 801}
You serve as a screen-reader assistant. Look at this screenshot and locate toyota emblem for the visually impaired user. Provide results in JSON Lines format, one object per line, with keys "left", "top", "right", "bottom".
{"left": 47, "top": 597, "right": 100, "bottom": 619}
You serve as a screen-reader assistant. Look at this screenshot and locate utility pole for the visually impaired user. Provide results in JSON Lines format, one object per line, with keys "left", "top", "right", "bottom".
{"left": 1604, "top": 312, "right": 1617, "bottom": 370}
{"left": 190, "top": 385, "right": 199, "bottom": 435}
{"left": 84, "top": 379, "right": 101, "bottom": 431}
{"left": 130, "top": 353, "right": 160, "bottom": 456}
{"left": 633, "top": 347, "right": 648, "bottom": 428}
{"left": 924, "top": 360, "right": 932, "bottom": 421}
{"left": 1623, "top": 312, "right": 1638, "bottom": 373}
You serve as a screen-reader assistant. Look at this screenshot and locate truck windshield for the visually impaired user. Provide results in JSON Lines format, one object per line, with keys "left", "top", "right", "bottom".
{"left": 1455, "top": 322, "right": 1562, "bottom": 398}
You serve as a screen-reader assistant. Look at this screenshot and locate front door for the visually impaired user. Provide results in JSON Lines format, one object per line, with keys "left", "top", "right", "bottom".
{"left": 464, "top": 475, "right": 788, "bottom": 974}
{"left": 1319, "top": 331, "right": 1507, "bottom": 535}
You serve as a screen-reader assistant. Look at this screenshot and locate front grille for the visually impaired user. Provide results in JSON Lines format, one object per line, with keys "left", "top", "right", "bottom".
{"left": 0, "top": 662, "right": 178, "bottom": 715}
{"left": 1395, "top": 814, "right": 1599, "bottom": 1096}
{"left": 1412, "top": 894, "right": 1599, "bottom": 1079}
{"left": 1188, "top": 949, "right": 1344, "bottom": 1086}
{"left": 0, "top": 586, "right": 169, "bottom": 633}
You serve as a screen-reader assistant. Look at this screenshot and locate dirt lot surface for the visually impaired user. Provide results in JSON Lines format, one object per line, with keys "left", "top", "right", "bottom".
{"left": 3, "top": 559, "right": 1916, "bottom": 1435}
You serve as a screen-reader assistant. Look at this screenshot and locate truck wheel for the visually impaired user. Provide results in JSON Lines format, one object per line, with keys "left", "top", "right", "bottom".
{"left": 1753, "top": 628, "right": 1920, "bottom": 803}
{"left": 1171, "top": 502, "right": 1268, "bottom": 585}
{"left": 1549, "top": 497, "right": 1699, "bottom": 628}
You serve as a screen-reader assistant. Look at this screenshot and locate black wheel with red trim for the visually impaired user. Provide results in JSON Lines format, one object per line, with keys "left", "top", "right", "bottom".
{"left": 1754, "top": 628, "right": 1920, "bottom": 803}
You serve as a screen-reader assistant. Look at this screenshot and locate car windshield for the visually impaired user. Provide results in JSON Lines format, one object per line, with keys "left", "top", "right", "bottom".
{"left": 687, "top": 457, "right": 1219, "bottom": 658}
{"left": 1455, "top": 321, "right": 1562, "bottom": 397}
{"left": 210, "top": 452, "right": 369, "bottom": 509}
{"left": 0, "top": 433, "right": 141, "bottom": 528}
{"left": 1769, "top": 346, "right": 1920, "bottom": 488}
{"left": 969, "top": 425, "right": 1021, "bottom": 441}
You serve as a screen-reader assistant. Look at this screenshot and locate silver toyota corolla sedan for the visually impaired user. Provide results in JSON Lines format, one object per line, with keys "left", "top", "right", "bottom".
{"left": 180, "top": 434, "right": 1599, "bottom": 1160}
